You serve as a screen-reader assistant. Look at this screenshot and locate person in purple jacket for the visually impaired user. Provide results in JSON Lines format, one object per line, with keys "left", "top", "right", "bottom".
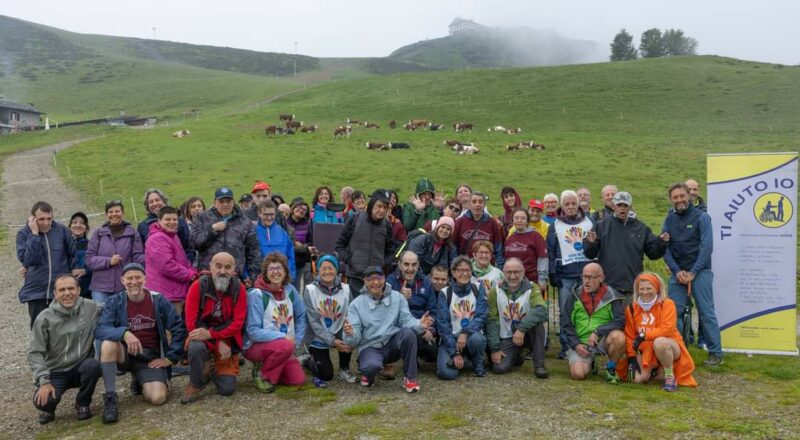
{"left": 86, "top": 200, "right": 145, "bottom": 305}
{"left": 145, "top": 206, "right": 198, "bottom": 314}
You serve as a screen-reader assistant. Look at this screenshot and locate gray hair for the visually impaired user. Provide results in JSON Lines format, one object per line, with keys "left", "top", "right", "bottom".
{"left": 560, "top": 190, "right": 578, "bottom": 204}
{"left": 143, "top": 188, "right": 168, "bottom": 211}
{"left": 542, "top": 193, "right": 558, "bottom": 202}
{"left": 450, "top": 255, "right": 472, "bottom": 273}
{"left": 502, "top": 257, "right": 524, "bottom": 271}
{"left": 399, "top": 250, "right": 419, "bottom": 262}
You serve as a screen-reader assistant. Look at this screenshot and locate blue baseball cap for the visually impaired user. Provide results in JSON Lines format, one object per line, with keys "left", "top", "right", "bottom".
{"left": 215, "top": 187, "right": 234, "bottom": 200}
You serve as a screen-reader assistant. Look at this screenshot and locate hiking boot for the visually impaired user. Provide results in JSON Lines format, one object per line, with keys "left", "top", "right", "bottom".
{"left": 253, "top": 374, "right": 276, "bottom": 393}
{"left": 605, "top": 370, "right": 621, "bottom": 385}
{"left": 38, "top": 410, "right": 55, "bottom": 425}
{"left": 251, "top": 361, "right": 263, "bottom": 382}
{"left": 296, "top": 352, "right": 311, "bottom": 367}
{"left": 180, "top": 383, "right": 205, "bottom": 404}
{"left": 338, "top": 369, "right": 358, "bottom": 383}
{"left": 312, "top": 376, "right": 328, "bottom": 388}
{"left": 75, "top": 404, "right": 92, "bottom": 421}
{"left": 403, "top": 377, "right": 420, "bottom": 393}
{"left": 360, "top": 374, "right": 374, "bottom": 387}
{"left": 557, "top": 350, "right": 567, "bottom": 360}
{"left": 380, "top": 363, "right": 396, "bottom": 380}
{"left": 662, "top": 376, "right": 678, "bottom": 392}
{"left": 130, "top": 378, "right": 143, "bottom": 396}
{"left": 102, "top": 392, "right": 118, "bottom": 424}
{"left": 473, "top": 368, "right": 488, "bottom": 378}
{"left": 534, "top": 366, "right": 549, "bottom": 379}
{"left": 703, "top": 354, "right": 724, "bottom": 367}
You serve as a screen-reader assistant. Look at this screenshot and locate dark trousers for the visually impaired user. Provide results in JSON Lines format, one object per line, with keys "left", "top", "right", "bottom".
{"left": 358, "top": 328, "right": 418, "bottom": 383}
{"left": 492, "top": 323, "right": 546, "bottom": 374}
{"left": 307, "top": 346, "right": 352, "bottom": 381}
{"left": 348, "top": 277, "right": 364, "bottom": 297}
{"left": 27, "top": 299, "right": 50, "bottom": 330}
{"left": 187, "top": 341, "right": 236, "bottom": 396}
{"left": 33, "top": 358, "right": 101, "bottom": 412}
{"left": 417, "top": 334, "right": 438, "bottom": 362}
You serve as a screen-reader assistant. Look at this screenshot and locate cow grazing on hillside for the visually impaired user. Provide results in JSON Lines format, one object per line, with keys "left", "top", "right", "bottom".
{"left": 443, "top": 140, "right": 462, "bottom": 147}
{"left": 365, "top": 123, "right": 380, "bottom": 129}
{"left": 505, "top": 127, "right": 522, "bottom": 134}
{"left": 172, "top": 129, "right": 190, "bottom": 138}
{"left": 300, "top": 125, "right": 318, "bottom": 133}
{"left": 333, "top": 126, "right": 352, "bottom": 139}
{"left": 409, "top": 119, "right": 428, "bottom": 128}
{"left": 388, "top": 142, "right": 410, "bottom": 149}
{"left": 389, "top": 119, "right": 397, "bottom": 129}
{"left": 507, "top": 141, "right": 546, "bottom": 151}
{"left": 403, "top": 123, "right": 417, "bottom": 131}
{"left": 453, "top": 123, "right": 473, "bottom": 133}
{"left": 429, "top": 124, "right": 445, "bottom": 131}
{"left": 366, "top": 142, "right": 389, "bottom": 150}
{"left": 279, "top": 114, "right": 294, "bottom": 121}
{"left": 487, "top": 126, "right": 508, "bottom": 132}
{"left": 346, "top": 118, "right": 360, "bottom": 125}
{"left": 265, "top": 125, "right": 278, "bottom": 137}
{"left": 453, "top": 143, "right": 479, "bottom": 154}
{"left": 286, "top": 120, "right": 303, "bottom": 129}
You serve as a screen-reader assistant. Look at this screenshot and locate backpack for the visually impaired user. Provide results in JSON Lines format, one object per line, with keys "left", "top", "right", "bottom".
{"left": 196, "top": 274, "right": 242, "bottom": 331}
{"left": 394, "top": 228, "right": 427, "bottom": 258}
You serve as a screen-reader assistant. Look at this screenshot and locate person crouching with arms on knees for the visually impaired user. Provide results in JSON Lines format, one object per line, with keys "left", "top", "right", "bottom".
{"left": 622, "top": 272, "right": 697, "bottom": 391}
{"left": 243, "top": 252, "right": 307, "bottom": 393}
{"left": 487, "top": 258, "right": 549, "bottom": 378}
{"left": 29, "top": 275, "right": 102, "bottom": 425}
{"left": 302, "top": 254, "right": 358, "bottom": 387}
{"left": 436, "top": 256, "right": 489, "bottom": 380}
{"left": 180, "top": 252, "right": 247, "bottom": 404}
{"left": 95, "top": 263, "right": 186, "bottom": 423}
{"left": 343, "top": 266, "right": 435, "bottom": 393}
{"left": 561, "top": 262, "right": 626, "bottom": 383}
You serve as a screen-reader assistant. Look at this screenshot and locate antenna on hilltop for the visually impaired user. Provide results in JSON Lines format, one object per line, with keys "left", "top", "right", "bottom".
{"left": 152, "top": 27, "right": 157, "bottom": 40}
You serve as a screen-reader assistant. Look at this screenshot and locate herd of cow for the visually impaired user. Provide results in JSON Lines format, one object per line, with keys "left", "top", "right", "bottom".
{"left": 261, "top": 113, "right": 547, "bottom": 154}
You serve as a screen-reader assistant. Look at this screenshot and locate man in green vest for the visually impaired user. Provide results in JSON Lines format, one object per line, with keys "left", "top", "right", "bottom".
{"left": 560, "top": 262, "right": 626, "bottom": 383}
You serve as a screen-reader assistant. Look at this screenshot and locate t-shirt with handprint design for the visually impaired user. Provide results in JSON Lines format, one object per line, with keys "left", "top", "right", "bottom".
{"left": 496, "top": 287, "right": 531, "bottom": 339}
{"left": 264, "top": 296, "right": 295, "bottom": 337}
{"left": 449, "top": 290, "right": 476, "bottom": 335}
{"left": 307, "top": 284, "right": 350, "bottom": 335}
{"left": 554, "top": 217, "right": 593, "bottom": 266}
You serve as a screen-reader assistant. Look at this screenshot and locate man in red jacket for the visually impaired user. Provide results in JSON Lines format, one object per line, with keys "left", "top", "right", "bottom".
{"left": 180, "top": 252, "right": 247, "bottom": 404}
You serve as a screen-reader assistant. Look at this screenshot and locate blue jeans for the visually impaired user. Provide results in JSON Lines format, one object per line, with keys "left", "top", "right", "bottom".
{"left": 437, "top": 332, "right": 486, "bottom": 380}
{"left": 558, "top": 277, "right": 581, "bottom": 352}
{"left": 91, "top": 291, "right": 113, "bottom": 304}
{"left": 668, "top": 270, "right": 722, "bottom": 356}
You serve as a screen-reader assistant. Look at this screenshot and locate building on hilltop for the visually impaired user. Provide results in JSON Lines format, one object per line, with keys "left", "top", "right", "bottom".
{"left": 0, "top": 99, "right": 43, "bottom": 134}
{"left": 448, "top": 18, "right": 489, "bottom": 36}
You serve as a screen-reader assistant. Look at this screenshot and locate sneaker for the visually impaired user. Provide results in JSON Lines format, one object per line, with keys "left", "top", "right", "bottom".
{"left": 338, "top": 369, "right": 358, "bottom": 383}
{"left": 380, "top": 363, "right": 397, "bottom": 380}
{"left": 75, "top": 404, "right": 92, "bottom": 421}
{"left": 296, "top": 353, "right": 311, "bottom": 368}
{"left": 557, "top": 350, "right": 567, "bottom": 360}
{"left": 253, "top": 374, "right": 276, "bottom": 393}
{"left": 662, "top": 376, "right": 678, "bottom": 392}
{"left": 130, "top": 379, "right": 143, "bottom": 396}
{"left": 534, "top": 366, "right": 549, "bottom": 379}
{"left": 102, "top": 392, "right": 118, "bottom": 424}
{"left": 403, "top": 377, "right": 420, "bottom": 393}
{"left": 703, "top": 354, "right": 724, "bottom": 367}
{"left": 312, "top": 376, "right": 328, "bottom": 388}
{"left": 180, "top": 383, "right": 205, "bottom": 404}
{"left": 605, "top": 370, "right": 621, "bottom": 385}
{"left": 38, "top": 410, "right": 55, "bottom": 425}
{"left": 360, "top": 374, "right": 374, "bottom": 387}
{"left": 473, "top": 368, "right": 488, "bottom": 378}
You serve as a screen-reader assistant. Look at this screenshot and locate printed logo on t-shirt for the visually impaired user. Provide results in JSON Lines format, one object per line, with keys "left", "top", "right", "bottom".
{"left": 129, "top": 313, "right": 156, "bottom": 332}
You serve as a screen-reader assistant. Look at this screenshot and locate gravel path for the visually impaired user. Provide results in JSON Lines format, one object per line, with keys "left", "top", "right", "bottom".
{"left": 0, "top": 140, "right": 98, "bottom": 437}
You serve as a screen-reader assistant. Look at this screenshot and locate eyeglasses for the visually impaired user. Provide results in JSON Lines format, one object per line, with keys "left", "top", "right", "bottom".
{"left": 505, "top": 270, "right": 523, "bottom": 276}
{"left": 267, "top": 266, "right": 284, "bottom": 273}
{"left": 447, "top": 205, "right": 461, "bottom": 213}
{"left": 454, "top": 268, "right": 472, "bottom": 274}
{"left": 365, "top": 274, "right": 384, "bottom": 282}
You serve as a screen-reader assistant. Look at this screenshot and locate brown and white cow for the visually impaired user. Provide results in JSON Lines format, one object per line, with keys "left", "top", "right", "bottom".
{"left": 365, "top": 123, "right": 380, "bottom": 129}
{"left": 453, "top": 123, "right": 473, "bottom": 133}
{"left": 346, "top": 118, "right": 360, "bottom": 125}
{"left": 366, "top": 142, "right": 389, "bottom": 150}
{"left": 286, "top": 120, "right": 303, "bottom": 129}
{"left": 172, "top": 129, "right": 190, "bottom": 138}
{"left": 505, "top": 127, "right": 522, "bottom": 134}
{"left": 300, "top": 125, "right": 318, "bottom": 133}
{"left": 279, "top": 114, "right": 294, "bottom": 121}
{"left": 443, "top": 139, "right": 462, "bottom": 147}
{"left": 333, "top": 125, "right": 352, "bottom": 139}
{"left": 409, "top": 119, "right": 428, "bottom": 128}
{"left": 389, "top": 119, "right": 397, "bottom": 129}
{"left": 403, "top": 123, "right": 416, "bottom": 131}
{"left": 487, "top": 126, "right": 508, "bottom": 132}
{"left": 265, "top": 125, "right": 278, "bottom": 137}
{"left": 453, "top": 143, "right": 479, "bottom": 154}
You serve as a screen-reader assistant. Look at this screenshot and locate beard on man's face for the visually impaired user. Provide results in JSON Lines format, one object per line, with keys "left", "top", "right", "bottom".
{"left": 214, "top": 275, "right": 231, "bottom": 292}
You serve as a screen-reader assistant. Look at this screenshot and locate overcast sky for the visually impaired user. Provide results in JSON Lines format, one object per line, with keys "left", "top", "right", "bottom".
{"left": 7, "top": 0, "right": 800, "bottom": 65}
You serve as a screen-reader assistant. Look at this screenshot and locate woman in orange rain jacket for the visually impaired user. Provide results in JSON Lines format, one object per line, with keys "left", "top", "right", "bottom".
{"left": 619, "top": 272, "right": 697, "bottom": 391}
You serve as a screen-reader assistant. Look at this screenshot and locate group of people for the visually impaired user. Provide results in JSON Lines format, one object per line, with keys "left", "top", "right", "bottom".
{"left": 19, "top": 177, "right": 718, "bottom": 425}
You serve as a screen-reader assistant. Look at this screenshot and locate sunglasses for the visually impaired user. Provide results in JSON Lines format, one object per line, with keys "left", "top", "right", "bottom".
{"left": 447, "top": 204, "right": 461, "bottom": 213}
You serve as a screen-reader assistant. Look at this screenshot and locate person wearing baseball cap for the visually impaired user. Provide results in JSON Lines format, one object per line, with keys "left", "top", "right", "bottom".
{"left": 342, "top": 265, "right": 435, "bottom": 393}
{"left": 525, "top": 198, "right": 550, "bottom": 239}
{"left": 189, "top": 187, "right": 261, "bottom": 284}
{"left": 584, "top": 191, "right": 669, "bottom": 300}
{"left": 239, "top": 194, "right": 253, "bottom": 212}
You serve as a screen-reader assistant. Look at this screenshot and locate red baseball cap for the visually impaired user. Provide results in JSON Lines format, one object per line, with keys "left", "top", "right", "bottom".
{"left": 251, "top": 181, "right": 271, "bottom": 193}
{"left": 528, "top": 199, "right": 544, "bottom": 210}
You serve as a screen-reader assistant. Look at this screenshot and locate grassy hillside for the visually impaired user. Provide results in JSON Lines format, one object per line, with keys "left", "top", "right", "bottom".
{"left": 54, "top": 56, "right": 799, "bottom": 231}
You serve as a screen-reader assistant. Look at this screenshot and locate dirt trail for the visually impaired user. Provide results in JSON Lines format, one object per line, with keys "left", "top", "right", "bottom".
{"left": 0, "top": 139, "right": 97, "bottom": 436}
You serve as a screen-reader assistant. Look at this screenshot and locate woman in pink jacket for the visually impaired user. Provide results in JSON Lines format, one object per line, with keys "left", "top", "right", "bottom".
{"left": 145, "top": 206, "right": 198, "bottom": 313}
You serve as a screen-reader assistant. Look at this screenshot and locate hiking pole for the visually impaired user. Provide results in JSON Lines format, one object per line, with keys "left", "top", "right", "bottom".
{"left": 681, "top": 283, "right": 692, "bottom": 343}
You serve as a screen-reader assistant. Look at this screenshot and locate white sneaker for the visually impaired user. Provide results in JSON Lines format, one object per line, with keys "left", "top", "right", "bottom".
{"left": 338, "top": 369, "right": 358, "bottom": 383}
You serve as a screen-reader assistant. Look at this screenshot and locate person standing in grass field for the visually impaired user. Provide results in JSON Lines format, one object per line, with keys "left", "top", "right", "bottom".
{"left": 618, "top": 272, "right": 697, "bottom": 391}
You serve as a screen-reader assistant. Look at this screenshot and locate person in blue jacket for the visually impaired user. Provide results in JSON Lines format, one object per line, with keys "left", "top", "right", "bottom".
{"left": 436, "top": 256, "right": 488, "bottom": 379}
{"left": 387, "top": 251, "right": 438, "bottom": 363}
{"left": 256, "top": 200, "right": 296, "bottom": 281}
{"left": 17, "top": 201, "right": 79, "bottom": 328}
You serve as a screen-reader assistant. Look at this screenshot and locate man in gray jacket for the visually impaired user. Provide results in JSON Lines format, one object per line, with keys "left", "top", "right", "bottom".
{"left": 28, "top": 275, "right": 102, "bottom": 425}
